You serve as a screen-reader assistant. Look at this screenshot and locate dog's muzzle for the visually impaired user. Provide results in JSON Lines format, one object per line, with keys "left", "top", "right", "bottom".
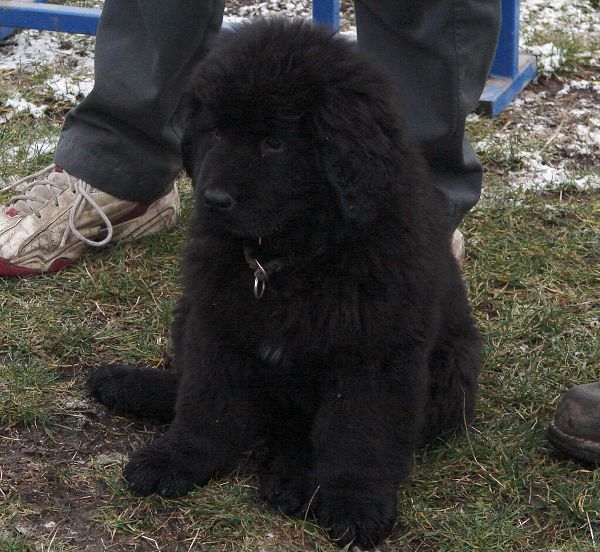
{"left": 203, "top": 188, "right": 236, "bottom": 210}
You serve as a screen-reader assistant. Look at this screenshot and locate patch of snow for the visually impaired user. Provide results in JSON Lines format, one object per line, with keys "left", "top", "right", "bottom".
{"left": 521, "top": 0, "right": 600, "bottom": 37}
{"left": 0, "top": 96, "right": 47, "bottom": 122}
{"left": 510, "top": 152, "right": 600, "bottom": 192}
{"left": 569, "top": 125, "right": 600, "bottom": 155}
{"left": 4, "top": 138, "right": 58, "bottom": 162}
{"left": 0, "top": 30, "right": 95, "bottom": 72}
{"left": 228, "top": 0, "right": 310, "bottom": 18}
{"left": 558, "top": 79, "right": 600, "bottom": 97}
{"left": 527, "top": 43, "right": 565, "bottom": 76}
{"left": 474, "top": 136, "right": 497, "bottom": 152}
{"left": 43, "top": 521, "right": 57, "bottom": 530}
{"left": 570, "top": 108, "right": 589, "bottom": 117}
{"left": 44, "top": 74, "right": 95, "bottom": 102}
{"left": 521, "top": 0, "right": 600, "bottom": 76}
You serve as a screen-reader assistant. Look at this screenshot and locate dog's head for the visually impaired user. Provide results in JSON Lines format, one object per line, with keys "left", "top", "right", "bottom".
{"left": 182, "top": 18, "right": 409, "bottom": 239}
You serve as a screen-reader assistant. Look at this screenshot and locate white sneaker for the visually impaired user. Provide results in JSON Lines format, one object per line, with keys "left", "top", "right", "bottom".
{"left": 451, "top": 229, "right": 466, "bottom": 268}
{"left": 0, "top": 164, "right": 180, "bottom": 276}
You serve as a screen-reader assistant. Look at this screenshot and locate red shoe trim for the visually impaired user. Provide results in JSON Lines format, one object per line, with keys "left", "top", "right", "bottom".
{"left": 0, "top": 257, "right": 73, "bottom": 277}
{"left": 111, "top": 203, "right": 151, "bottom": 226}
{"left": 6, "top": 208, "right": 19, "bottom": 217}
{"left": 48, "top": 257, "right": 74, "bottom": 273}
{"left": 0, "top": 258, "right": 42, "bottom": 276}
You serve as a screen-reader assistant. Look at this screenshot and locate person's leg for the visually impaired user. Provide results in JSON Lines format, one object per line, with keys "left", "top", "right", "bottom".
{"left": 354, "top": 0, "right": 501, "bottom": 227}
{"left": 1, "top": 0, "right": 225, "bottom": 276}
{"left": 55, "top": 0, "right": 226, "bottom": 203}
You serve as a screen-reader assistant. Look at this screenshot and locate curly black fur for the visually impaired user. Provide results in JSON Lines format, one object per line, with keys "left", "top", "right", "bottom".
{"left": 89, "top": 18, "right": 481, "bottom": 549}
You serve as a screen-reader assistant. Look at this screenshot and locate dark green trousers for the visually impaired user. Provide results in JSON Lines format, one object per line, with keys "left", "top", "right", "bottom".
{"left": 55, "top": 0, "right": 500, "bottom": 224}
{"left": 55, "top": 0, "right": 226, "bottom": 203}
{"left": 354, "top": 0, "right": 500, "bottom": 224}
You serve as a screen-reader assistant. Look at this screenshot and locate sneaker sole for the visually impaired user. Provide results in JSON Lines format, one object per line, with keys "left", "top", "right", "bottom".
{"left": 0, "top": 256, "right": 73, "bottom": 276}
{"left": 548, "top": 421, "right": 600, "bottom": 463}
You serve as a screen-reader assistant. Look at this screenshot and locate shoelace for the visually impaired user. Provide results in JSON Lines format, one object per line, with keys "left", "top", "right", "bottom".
{"left": 1, "top": 164, "right": 114, "bottom": 247}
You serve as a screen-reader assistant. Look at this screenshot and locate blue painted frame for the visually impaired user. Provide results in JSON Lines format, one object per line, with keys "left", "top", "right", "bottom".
{"left": 312, "top": 0, "right": 339, "bottom": 29}
{"left": 0, "top": 0, "right": 534, "bottom": 116}
{"left": 0, "top": 1, "right": 100, "bottom": 39}
{"left": 492, "top": 0, "right": 520, "bottom": 77}
{"left": 0, "top": 0, "right": 339, "bottom": 38}
{"left": 479, "top": 0, "right": 536, "bottom": 116}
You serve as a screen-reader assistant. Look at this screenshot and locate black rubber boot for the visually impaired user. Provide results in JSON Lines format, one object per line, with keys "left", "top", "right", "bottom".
{"left": 548, "top": 383, "right": 600, "bottom": 463}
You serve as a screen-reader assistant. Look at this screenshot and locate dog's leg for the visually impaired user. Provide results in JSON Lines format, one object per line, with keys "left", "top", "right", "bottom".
{"left": 88, "top": 365, "right": 179, "bottom": 423}
{"left": 88, "top": 297, "right": 192, "bottom": 423}
{"left": 421, "top": 328, "right": 481, "bottom": 445}
{"left": 123, "top": 347, "right": 263, "bottom": 498}
{"left": 308, "top": 364, "right": 426, "bottom": 549}
{"left": 259, "top": 413, "right": 312, "bottom": 515}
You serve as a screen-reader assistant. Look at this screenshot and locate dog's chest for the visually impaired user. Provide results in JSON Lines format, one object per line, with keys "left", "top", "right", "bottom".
{"left": 256, "top": 339, "right": 322, "bottom": 413}
{"left": 258, "top": 341, "right": 285, "bottom": 366}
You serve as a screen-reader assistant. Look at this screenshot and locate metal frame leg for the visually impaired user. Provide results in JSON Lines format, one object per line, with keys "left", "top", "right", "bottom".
{"left": 478, "top": 0, "right": 536, "bottom": 116}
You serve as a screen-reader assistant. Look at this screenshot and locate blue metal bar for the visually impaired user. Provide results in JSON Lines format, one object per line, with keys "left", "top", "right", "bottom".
{"left": 0, "top": 0, "right": 44, "bottom": 41}
{"left": 491, "top": 0, "right": 520, "bottom": 78}
{"left": 312, "top": 0, "right": 339, "bottom": 29}
{"left": 0, "top": 1, "right": 100, "bottom": 35}
{"left": 479, "top": 54, "right": 536, "bottom": 116}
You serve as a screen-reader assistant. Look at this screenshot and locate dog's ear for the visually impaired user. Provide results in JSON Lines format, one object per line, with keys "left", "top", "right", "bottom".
{"left": 313, "top": 93, "right": 407, "bottom": 224}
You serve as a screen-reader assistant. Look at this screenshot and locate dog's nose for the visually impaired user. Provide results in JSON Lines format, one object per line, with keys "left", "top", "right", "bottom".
{"left": 203, "top": 188, "right": 235, "bottom": 210}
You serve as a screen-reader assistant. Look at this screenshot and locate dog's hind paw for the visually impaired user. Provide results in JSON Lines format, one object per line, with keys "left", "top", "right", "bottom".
{"left": 124, "top": 443, "right": 196, "bottom": 498}
{"left": 87, "top": 364, "right": 131, "bottom": 411}
{"left": 87, "top": 364, "right": 177, "bottom": 422}
{"left": 310, "top": 483, "right": 397, "bottom": 548}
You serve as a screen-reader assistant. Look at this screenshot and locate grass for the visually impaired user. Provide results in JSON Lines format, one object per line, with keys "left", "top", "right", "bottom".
{"left": 1, "top": 3, "right": 600, "bottom": 550}
{"left": 1, "top": 135, "right": 598, "bottom": 552}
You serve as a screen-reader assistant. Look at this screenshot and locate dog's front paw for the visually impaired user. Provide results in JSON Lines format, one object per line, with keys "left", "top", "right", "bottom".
{"left": 124, "top": 443, "right": 196, "bottom": 498}
{"left": 310, "top": 482, "right": 397, "bottom": 548}
{"left": 259, "top": 472, "right": 308, "bottom": 515}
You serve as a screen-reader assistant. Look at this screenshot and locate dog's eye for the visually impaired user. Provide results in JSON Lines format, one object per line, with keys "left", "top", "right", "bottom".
{"left": 261, "top": 136, "right": 285, "bottom": 155}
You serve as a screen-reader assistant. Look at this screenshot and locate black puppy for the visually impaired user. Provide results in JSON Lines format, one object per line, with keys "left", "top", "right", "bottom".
{"left": 89, "top": 18, "right": 481, "bottom": 549}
